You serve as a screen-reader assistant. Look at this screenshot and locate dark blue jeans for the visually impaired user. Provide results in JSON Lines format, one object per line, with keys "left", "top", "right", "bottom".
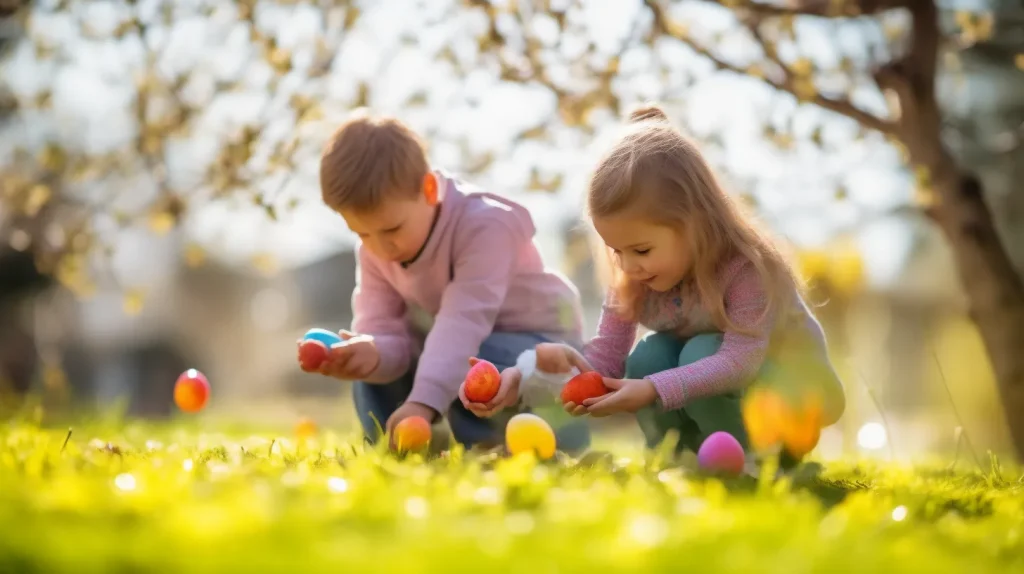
{"left": 353, "top": 332, "right": 591, "bottom": 452}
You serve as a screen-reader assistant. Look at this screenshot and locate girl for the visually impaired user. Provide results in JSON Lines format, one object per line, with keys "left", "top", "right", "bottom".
{"left": 460, "top": 104, "right": 845, "bottom": 459}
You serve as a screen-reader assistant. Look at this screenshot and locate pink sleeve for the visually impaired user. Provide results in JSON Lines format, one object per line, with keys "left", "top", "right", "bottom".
{"left": 351, "top": 245, "right": 414, "bottom": 383}
{"left": 646, "top": 262, "right": 771, "bottom": 411}
{"left": 405, "top": 220, "right": 519, "bottom": 415}
{"left": 582, "top": 291, "right": 638, "bottom": 379}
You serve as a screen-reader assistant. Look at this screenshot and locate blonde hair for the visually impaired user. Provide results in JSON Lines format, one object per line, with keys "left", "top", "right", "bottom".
{"left": 588, "top": 103, "right": 804, "bottom": 335}
{"left": 319, "top": 109, "right": 429, "bottom": 212}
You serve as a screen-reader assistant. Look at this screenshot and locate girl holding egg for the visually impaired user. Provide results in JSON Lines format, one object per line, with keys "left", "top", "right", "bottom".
{"left": 461, "top": 104, "right": 845, "bottom": 464}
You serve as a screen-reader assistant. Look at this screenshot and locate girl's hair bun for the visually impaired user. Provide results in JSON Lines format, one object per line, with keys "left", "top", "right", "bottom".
{"left": 628, "top": 103, "right": 668, "bottom": 123}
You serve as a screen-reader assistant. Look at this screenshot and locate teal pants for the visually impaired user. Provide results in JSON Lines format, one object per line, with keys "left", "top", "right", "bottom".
{"left": 629, "top": 331, "right": 804, "bottom": 469}
{"left": 628, "top": 332, "right": 749, "bottom": 455}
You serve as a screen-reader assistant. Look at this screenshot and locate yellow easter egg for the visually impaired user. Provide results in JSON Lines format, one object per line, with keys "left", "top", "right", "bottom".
{"left": 505, "top": 413, "right": 556, "bottom": 460}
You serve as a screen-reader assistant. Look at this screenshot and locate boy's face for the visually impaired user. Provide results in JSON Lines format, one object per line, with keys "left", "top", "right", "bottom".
{"left": 341, "top": 192, "right": 437, "bottom": 264}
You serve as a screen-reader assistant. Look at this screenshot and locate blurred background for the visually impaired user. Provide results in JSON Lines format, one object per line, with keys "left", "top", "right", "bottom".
{"left": 1, "top": 0, "right": 1022, "bottom": 463}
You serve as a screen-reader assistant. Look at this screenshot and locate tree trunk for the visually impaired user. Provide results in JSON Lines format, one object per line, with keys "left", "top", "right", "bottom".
{"left": 930, "top": 158, "right": 1024, "bottom": 461}
{"left": 896, "top": 0, "right": 1024, "bottom": 461}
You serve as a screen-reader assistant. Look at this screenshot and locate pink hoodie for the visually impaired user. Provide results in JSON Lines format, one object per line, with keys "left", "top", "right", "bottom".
{"left": 350, "top": 170, "right": 585, "bottom": 415}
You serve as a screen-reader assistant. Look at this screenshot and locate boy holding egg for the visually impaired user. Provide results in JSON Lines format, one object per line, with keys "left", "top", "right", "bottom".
{"left": 306, "top": 109, "right": 590, "bottom": 452}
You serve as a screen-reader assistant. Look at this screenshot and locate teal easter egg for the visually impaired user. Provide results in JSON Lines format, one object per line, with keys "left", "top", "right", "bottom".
{"left": 303, "top": 328, "right": 342, "bottom": 347}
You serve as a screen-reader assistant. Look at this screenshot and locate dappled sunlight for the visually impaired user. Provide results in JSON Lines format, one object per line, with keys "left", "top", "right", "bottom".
{"left": 1, "top": 0, "right": 1022, "bottom": 570}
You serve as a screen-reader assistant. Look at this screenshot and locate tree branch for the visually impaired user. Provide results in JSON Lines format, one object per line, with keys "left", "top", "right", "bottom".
{"left": 696, "top": 0, "right": 908, "bottom": 19}
{"left": 644, "top": 0, "right": 897, "bottom": 135}
{"left": 0, "top": 0, "right": 28, "bottom": 18}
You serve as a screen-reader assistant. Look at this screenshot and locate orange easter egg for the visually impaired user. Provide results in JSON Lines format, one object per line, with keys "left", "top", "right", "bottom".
{"left": 742, "top": 387, "right": 785, "bottom": 452}
{"left": 174, "top": 369, "right": 210, "bottom": 413}
{"left": 780, "top": 397, "right": 823, "bottom": 458}
{"left": 295, "top": 417, "right": 318, "bottom": 439}
{"left": 393, "top": 416, "right": 432, "bottom": 452}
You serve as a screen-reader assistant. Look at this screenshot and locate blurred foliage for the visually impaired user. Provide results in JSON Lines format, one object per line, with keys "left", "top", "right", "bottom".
{"left": 1, "top": 0, "right": 1016, "bottom": 297}
{"left": 797, "top": 237, "right": 865, "bottom": 299}
{"left": 0, "top": 418, "right": 1022, "bottom": 572}
{"left": 0, "top": 0, "right": 367, "bottom": 296}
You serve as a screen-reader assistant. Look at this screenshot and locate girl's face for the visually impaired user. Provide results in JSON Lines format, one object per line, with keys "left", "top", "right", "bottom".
{"left": 593, "top": 210, "right": 692, "bottom": 292}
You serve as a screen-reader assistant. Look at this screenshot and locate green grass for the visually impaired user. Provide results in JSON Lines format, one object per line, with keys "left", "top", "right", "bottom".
{"left": 2, "top": 414, "right": 1022, "bottom": 573}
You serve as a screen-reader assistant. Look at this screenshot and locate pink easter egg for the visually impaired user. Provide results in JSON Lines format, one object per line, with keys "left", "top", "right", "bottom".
{"left": 697, "top": 431, "right": 746, "bottom": 476}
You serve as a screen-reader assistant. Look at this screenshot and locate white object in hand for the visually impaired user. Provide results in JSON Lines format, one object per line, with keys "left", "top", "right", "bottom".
{"left": 515, "top": 349, "right": 578, "bottom": 408}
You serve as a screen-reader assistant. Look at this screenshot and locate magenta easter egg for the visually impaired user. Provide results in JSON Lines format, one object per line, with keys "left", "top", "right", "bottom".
{"left": 697, "top": 431, "right": 746, "bottom": 476}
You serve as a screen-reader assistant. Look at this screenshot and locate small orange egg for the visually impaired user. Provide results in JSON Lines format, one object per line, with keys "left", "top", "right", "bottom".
{"left": 742, "top": 387, "right": 785, "bottom": 453}
{"left": 393, "top": 416, "right": 432, "bottom": 452}
{"left": 781, "top": 396, "right": 823, "bottom": 458}
{"left": 174, "top": 369, "right": 209, "bottom": 413}
{"left": 295, "top": 417, "right": 318, "bottom": 439}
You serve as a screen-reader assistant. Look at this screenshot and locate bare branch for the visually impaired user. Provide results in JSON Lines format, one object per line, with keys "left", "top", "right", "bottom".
{"left": 471, "top": 0, "right": 637, "bottom": 132}
{"left": 696, "top": 0, "right": 908, "bottom": 19}
{"left": 644, "top": 0, "right": 897, "bottom": 135}
{"left": 743, "top": 15, "right": 786, "bottom": 72}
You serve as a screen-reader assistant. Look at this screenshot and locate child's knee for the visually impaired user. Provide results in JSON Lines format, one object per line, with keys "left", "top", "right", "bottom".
{"left": 625, "top": 332, "right": 684, "bottom": 379}
{"left": 553, "top": 418, "right": 591, "bottom": 455}
{"left": 477, "top": 331, "right": 548, "bottom": 370}
{"left": 446, "top": 405, "right": 505, "bottom": 448}
{"left": 677, "top": 333, "right": 724, "bottom": 366}
{"left": 677, "top": 391, "right": 749, "bottom": 449}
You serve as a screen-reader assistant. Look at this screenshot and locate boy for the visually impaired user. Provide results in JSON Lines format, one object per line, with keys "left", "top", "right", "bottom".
{"left": 311, "top": 109, "right": 589, "bottom": 451}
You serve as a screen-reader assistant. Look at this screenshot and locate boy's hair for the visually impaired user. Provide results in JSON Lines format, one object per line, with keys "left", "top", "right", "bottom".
{"left": 319, "top": 109, "right": 429, "bottom": 212}
{"left": 588, "top": 103, "right": 806, "bottom": 335}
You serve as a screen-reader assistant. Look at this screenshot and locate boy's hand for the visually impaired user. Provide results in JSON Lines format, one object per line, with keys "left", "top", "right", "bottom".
{"left": 317, "top": 330, "right": 380, "bottom": 380}
{"left": 459, "top": 359, "right": 520, "bottom": 418}
{"left": 564, "top": 378, "right": 658, "bottom": 417}
{"left": 385, "top": 401, "right": 438, "bottom": 446}
{"left": 535, "top": 343, "right": 593, "bottom": 374}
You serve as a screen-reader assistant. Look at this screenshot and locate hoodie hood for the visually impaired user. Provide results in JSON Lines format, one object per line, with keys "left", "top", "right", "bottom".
{"left": 404, "top": 169, "right": 536, "bottom": 272}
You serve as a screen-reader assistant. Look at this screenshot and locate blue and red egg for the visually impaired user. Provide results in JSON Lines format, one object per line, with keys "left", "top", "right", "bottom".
{"left": 298, "top": 328, "right": 343, "bottom": 371}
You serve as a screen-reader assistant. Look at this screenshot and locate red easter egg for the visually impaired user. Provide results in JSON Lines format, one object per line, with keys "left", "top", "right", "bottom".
{"left": 559, "top": 371, "right": 610, "bottom": 405}
{"left": 464, "top": 359, "right": 501, "bottom": 403}
{"left": 298, "top": 339, "right": 329, "bottom": 372}
{"left": 174, "top": 369, "right": 210, "bottom": 413}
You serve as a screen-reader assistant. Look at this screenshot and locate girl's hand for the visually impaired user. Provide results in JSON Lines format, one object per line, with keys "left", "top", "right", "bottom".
{"left": 459, "top": 359, "right": 520, "bottom": 418}
{"left": 564, "top": 378, "right": 659, "bottom": 417}
{"left": 535, "top": 343, "right": 593, "bottom": 374}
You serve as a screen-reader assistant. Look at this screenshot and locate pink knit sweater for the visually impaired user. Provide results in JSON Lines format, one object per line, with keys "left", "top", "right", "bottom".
{"left": 582, "top": 256, "right": 845, "bottom": 425}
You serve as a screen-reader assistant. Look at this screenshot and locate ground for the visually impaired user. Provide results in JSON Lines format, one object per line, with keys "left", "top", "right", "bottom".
{"left": 1, "top": 410, "right": 1022, "bottom": 573}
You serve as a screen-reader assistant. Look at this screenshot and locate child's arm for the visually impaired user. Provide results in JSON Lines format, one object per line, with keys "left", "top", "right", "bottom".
{"left": 404, "top": 217, "right": 521, "bottom": 415}
{"left": 644, "top": 260, "right": 771, "bottom": 411}
{"left": 460, "top": 352, "right": 577, "bottom": 417}
{"left": 580, "top": 292, "right": 638, "bottom": 379}
{"left": 350, "top": 245, "right": 415, "bottom": 383}
{"left": 507, "top": 292, "right": 636, "bottom": 405}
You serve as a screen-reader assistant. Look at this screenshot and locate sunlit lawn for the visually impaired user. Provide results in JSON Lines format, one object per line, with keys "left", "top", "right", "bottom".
{"left": 2, "top": 406, "right": 1022, "bottom": 573}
